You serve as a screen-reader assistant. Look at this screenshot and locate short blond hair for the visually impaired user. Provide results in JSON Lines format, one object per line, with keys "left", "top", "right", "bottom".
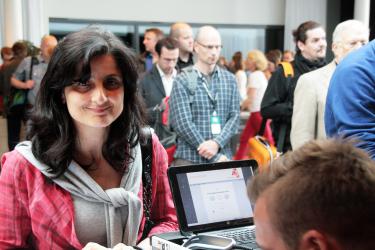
{"left": 247, "top": 50, "right": 268, "bottom": 71}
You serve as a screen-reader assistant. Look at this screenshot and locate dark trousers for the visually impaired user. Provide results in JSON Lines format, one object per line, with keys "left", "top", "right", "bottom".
{"left": 6, "top": 105, "right": 25, "bottom": 151}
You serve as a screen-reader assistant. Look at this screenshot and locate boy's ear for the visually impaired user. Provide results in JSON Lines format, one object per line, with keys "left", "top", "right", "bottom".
{"left": 299, "top": 230, "right": 340, "bottom": 250}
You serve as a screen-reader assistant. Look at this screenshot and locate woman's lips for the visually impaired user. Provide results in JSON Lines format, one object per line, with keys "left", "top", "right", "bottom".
{"left": 87, "top": 106, "right": 111, "bottom": 114}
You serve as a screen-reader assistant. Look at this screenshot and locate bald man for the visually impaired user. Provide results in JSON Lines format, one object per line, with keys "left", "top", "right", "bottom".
{"left": 169, "top": 26, "right": 240, "bottom": 165}
{"left": 11, "top": 35, "right": 58, "bottom": 107}
{"left": 170, "top": 22, "right": 194, "bottom": 70}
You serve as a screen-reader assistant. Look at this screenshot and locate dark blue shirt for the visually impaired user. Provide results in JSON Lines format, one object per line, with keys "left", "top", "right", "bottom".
{"left": 325, "top": 39, "right": 375, "bottom": 158}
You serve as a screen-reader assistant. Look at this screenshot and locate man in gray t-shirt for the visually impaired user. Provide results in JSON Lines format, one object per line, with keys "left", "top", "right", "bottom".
{"left": 11, "top": 35, "right": 57, "bottom": 106}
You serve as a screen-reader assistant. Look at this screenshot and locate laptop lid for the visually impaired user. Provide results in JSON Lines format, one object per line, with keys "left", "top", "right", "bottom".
{"left": 168, "top": 160, "right": 257, "bottom": 235}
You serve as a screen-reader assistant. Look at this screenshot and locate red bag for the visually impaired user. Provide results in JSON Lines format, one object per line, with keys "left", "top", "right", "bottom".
{"left": 154, "top": 97, "right": 176, "bottom": 165}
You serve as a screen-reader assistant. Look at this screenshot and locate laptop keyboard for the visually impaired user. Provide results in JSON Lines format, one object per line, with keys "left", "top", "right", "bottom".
{"left": 216, "top": 227, "right": 259, "bottom": 248}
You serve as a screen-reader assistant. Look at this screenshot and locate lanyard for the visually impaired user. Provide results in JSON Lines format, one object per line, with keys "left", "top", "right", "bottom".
{"left": 201, "top": 78, "right": 218, "bottom": 110}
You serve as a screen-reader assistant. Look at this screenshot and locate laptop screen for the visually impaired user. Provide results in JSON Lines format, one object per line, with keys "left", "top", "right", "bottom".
{"left": 168, "top": 160, "right": 257, "bottom": 234}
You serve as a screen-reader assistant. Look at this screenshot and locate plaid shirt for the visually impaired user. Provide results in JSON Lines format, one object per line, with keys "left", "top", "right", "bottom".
{"left": 0, "top": 134, "right": 178, "bottom": 249}
{"left": 170, "top": 66, "right": 240, "bottom": 163}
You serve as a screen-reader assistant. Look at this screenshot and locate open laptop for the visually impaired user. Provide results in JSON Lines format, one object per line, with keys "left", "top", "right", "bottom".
{"left": 167, "top": 160, "right": 260, "bottom": 249}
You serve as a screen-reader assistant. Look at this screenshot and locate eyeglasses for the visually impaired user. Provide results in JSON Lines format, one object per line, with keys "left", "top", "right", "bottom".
{"left": 196, "top": 41, "right": 223, "bottom": 50}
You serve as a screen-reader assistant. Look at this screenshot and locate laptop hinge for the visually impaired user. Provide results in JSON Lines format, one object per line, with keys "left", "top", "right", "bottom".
{"left": 180, "top": 230, "right": 194, "bottom": 237}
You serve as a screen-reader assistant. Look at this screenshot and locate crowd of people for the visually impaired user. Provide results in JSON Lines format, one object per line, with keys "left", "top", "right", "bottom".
{"left": 0, "top": 36, "right": 57, "bottom": 150}
{"left": 0, "top": 17, "right": 374, "bottom": 250}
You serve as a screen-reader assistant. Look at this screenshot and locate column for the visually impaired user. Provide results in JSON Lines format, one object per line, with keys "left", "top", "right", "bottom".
{"left": 3, "top": 0, "right": 24, "bottom": 46}
{"left": 23, "top": 0, "right": 49, "bottom": 46}
{"left": 284, "top": 0, "right": 327, "bottom": 51}
{"left": 354, "top": 0, "right": 370, "bottom": 27}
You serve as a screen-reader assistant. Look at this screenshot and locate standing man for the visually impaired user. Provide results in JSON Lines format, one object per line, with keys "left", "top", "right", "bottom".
{"left": 11, "top": 35, "right": 57, "bottom": 108}
{"left": 140, "top": 37, "right": 179, "bottom": 126}
{"left": 0, "top": 42, "right": 28, "bottom": 151}
{"left": 291, "top": 20, "right": 369, "bottom": 149}
{"left": 169, "top": 26, "right": 240, "bottom": 165}
{"left": 142, "top": 28, "right": 164, "bottom": 72}
{"left": 325, "top": 39, "right": 375, "bottom": 159}
{"left": 261, "top": 21, "right": 327, "bottom": 153}
{"left": 169, "top": 22, "right": 194, "bottom": 70}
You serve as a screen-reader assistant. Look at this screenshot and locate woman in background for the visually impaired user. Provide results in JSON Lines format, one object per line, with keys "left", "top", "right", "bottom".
{"left": 235, "top": 50, "right": 274, "bottom": 160}
{"left": 265, "top": 49, "right": 282, "bottom": 79}
{"left": 231, "top": 51, "right": 247, "bottom": 100}
{"left": 0, "top": 26, "right": 177, "bottom": 250}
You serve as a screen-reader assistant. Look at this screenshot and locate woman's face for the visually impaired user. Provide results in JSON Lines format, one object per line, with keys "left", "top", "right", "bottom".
{"left": 246, "top": 57, "right": 256, "bottom": 72}
{"left": 64, "top": 54, "right": 124, "bottom": 129}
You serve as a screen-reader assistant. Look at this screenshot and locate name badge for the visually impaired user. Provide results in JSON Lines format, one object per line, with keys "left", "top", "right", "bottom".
{"left": 211, "top": 112, "right": 221, "bottom": 135}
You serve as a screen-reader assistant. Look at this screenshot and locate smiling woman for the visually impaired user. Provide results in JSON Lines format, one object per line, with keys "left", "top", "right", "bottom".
{"left": 0, "top": 26, "right": 178, "bottom": 249}
{"left": 64, "top": 55, "right": 125, "bottom": 128}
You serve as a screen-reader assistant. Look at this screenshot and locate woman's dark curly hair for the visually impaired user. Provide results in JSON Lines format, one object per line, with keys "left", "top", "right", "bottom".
{"left": 27, "top": 26, "right": 146, "bottom": 176}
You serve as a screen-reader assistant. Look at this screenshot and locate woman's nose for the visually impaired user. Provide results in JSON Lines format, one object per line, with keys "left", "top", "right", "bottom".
{"left": 92, "top": 85, "right": 108, "bottom": 104}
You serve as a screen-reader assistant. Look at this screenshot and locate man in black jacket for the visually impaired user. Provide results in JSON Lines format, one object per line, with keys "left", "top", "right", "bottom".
{"left": 139, "top": 37, "right": 179, "bottom": 126}
{"left": 169, "top": 22, "right": 194, "bottom": 71}
{"left": 261, "top": 21, "right": 327, "bottom": 153}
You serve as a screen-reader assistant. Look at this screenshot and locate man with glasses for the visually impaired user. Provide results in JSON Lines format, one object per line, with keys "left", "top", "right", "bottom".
{"left": 291, "top": 20, "right": 369, "bottom": 149}
{"left": 169, "top": 26, "right": 240, "bottom": 166}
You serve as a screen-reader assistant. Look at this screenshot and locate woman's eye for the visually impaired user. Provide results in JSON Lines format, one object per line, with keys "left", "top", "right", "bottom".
{"left": 71, "top": 80, "right": 92, "bottom": 91}
{"left": 73, "top": 81, "right": 87, "bottom": 86}
{"left": 105, "top": 78, "right": 122, "bottom": 90}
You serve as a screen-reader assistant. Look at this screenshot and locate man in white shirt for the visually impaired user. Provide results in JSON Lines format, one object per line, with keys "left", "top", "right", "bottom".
{"left": 139, "top": 37, "right": 179, "bottom": 126}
